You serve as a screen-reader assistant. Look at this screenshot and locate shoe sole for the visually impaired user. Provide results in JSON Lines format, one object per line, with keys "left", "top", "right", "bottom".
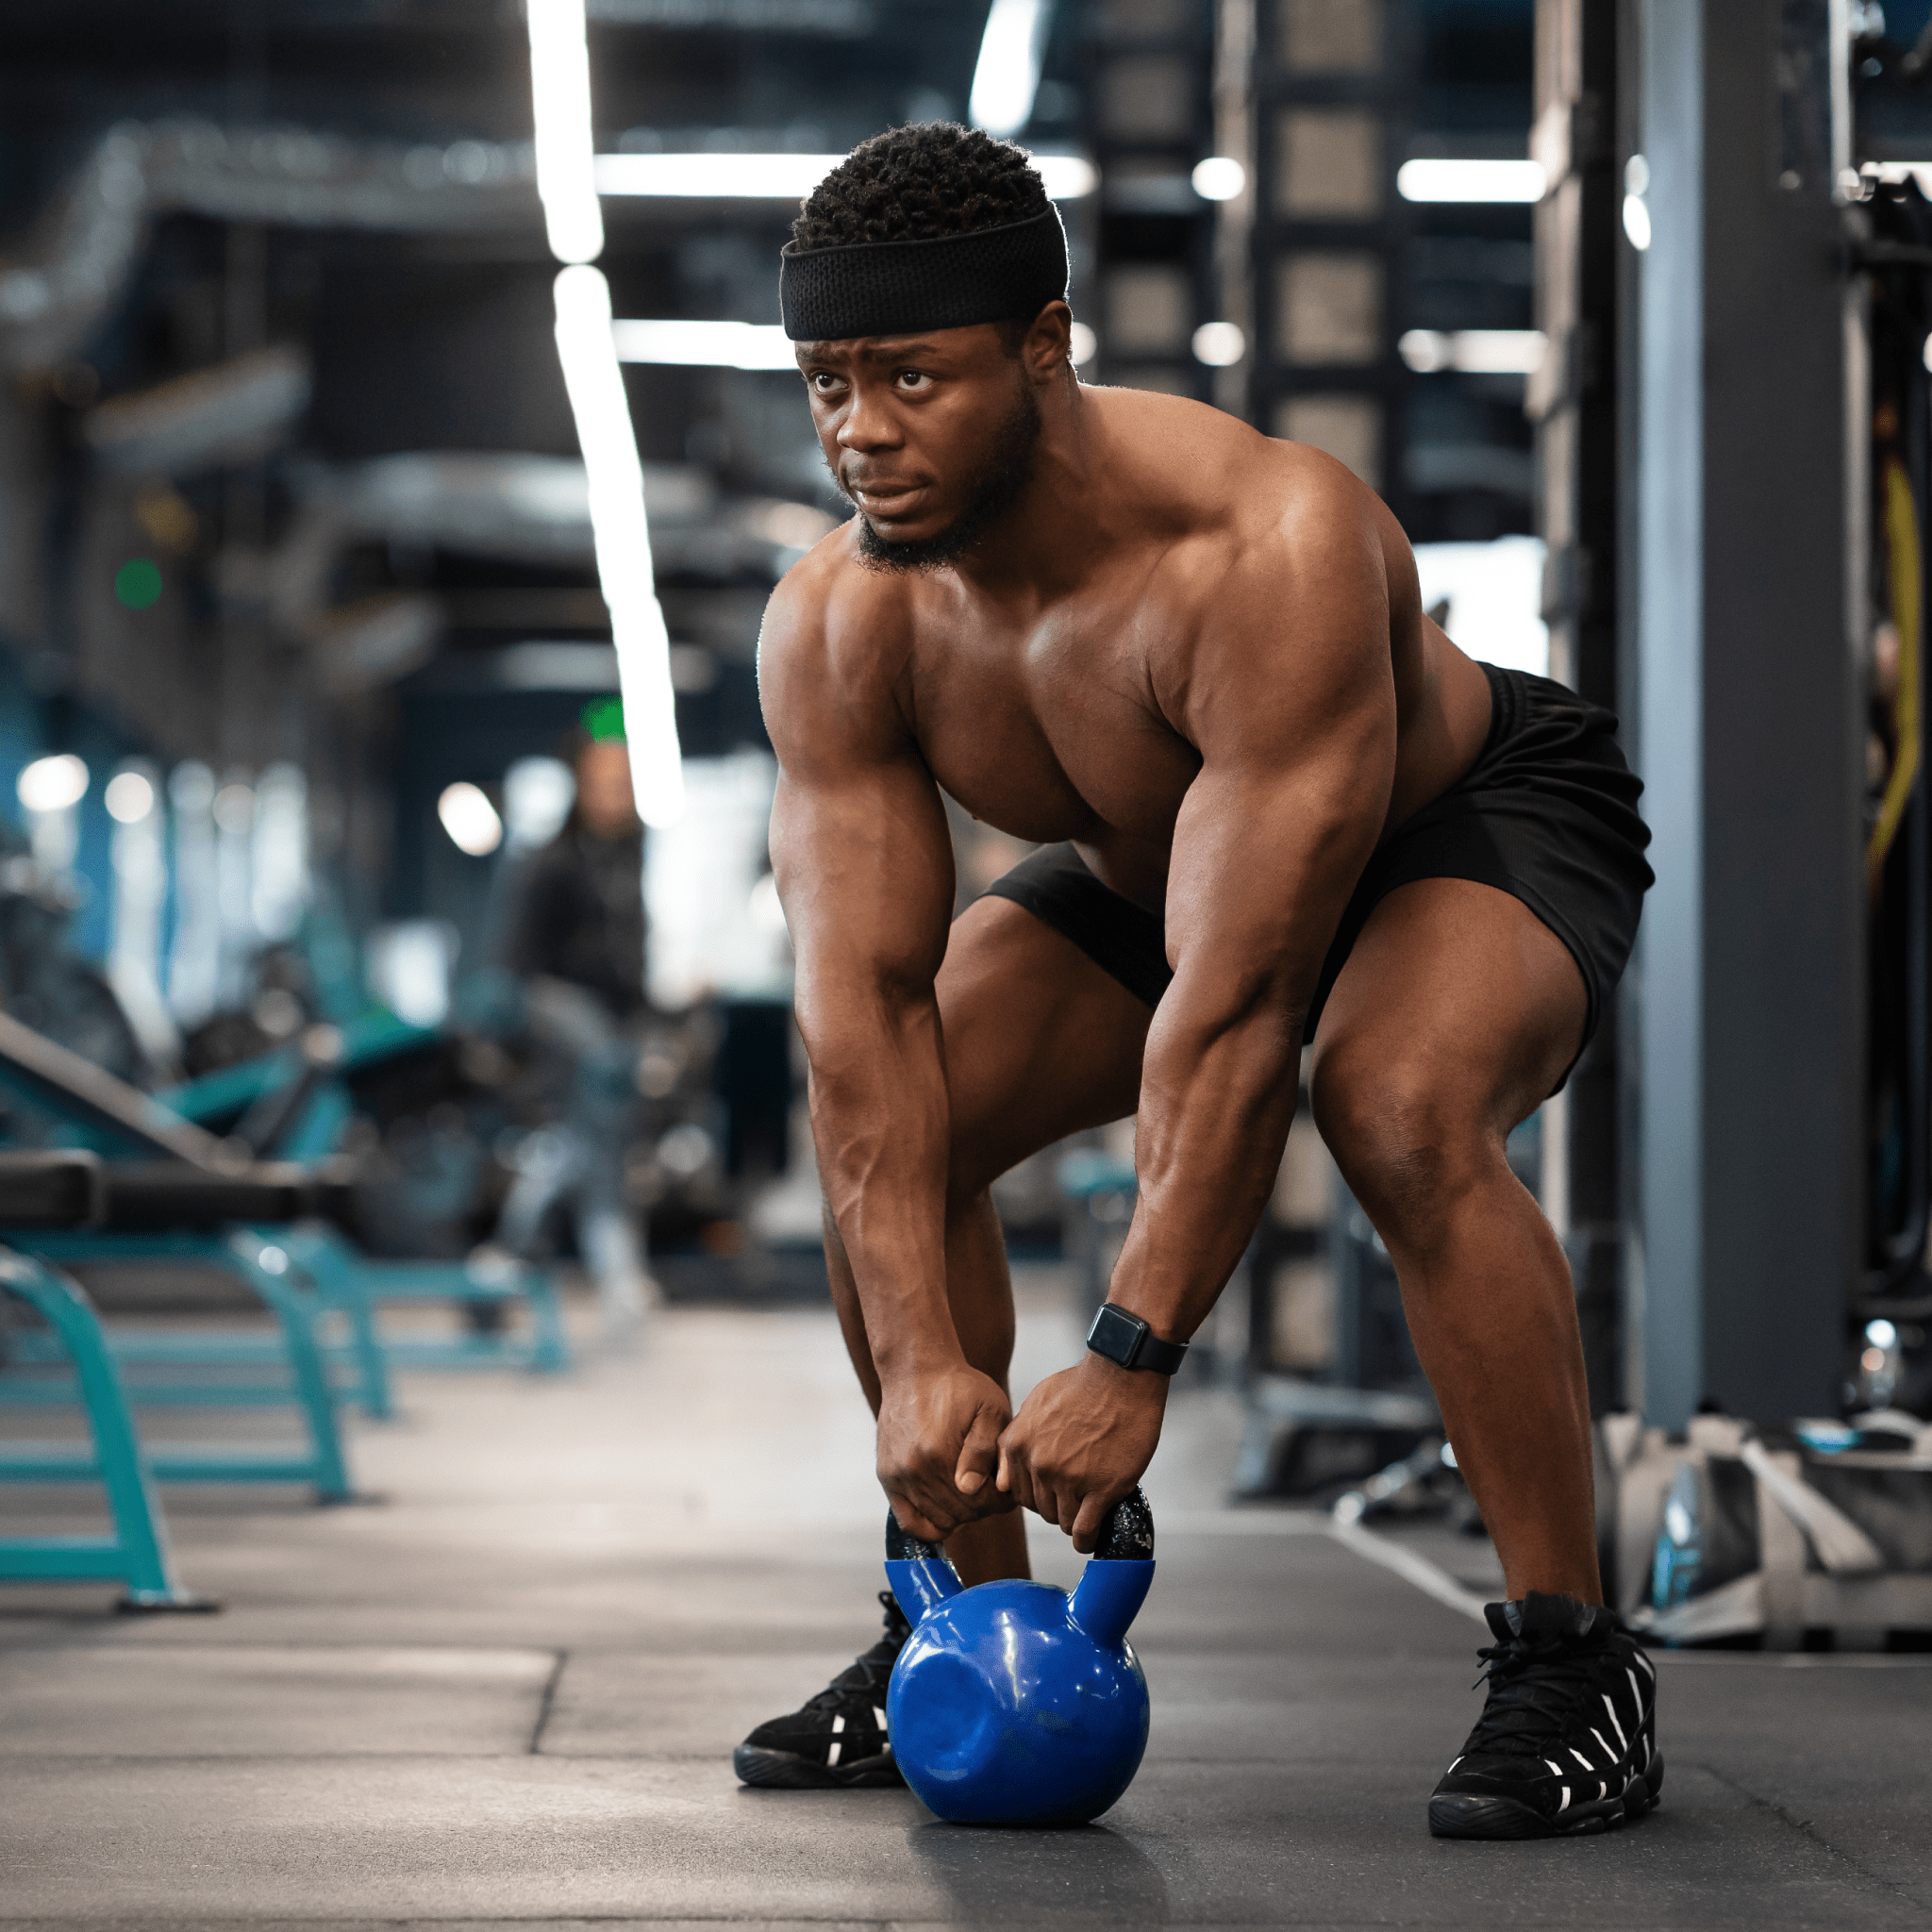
{"left": 733, "top": 1743, "right": 904, "bottom": 1791}
{"left": 1428, "top": 1755, "right": 1665, "bottom": 1840}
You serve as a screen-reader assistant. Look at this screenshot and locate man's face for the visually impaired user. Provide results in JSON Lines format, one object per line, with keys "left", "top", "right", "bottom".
{"left": 797, "top": 323, "right": 1045, "bottom": 572}
{"left": 575, "top": 739, "right": 637, "bottom": 836}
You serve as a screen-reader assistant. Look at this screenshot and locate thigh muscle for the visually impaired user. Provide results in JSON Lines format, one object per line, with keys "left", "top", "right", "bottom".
{"left": 939, "top": 894, "right": 1151, "bottom": 1196}
{"left": 1310, "top": 876, "right": 1587, "bottom": 1173}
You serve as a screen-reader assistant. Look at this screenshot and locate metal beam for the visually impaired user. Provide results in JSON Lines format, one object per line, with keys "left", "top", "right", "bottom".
{"left": 1633, "top": 0, "right": 1862, "bottom": 1424}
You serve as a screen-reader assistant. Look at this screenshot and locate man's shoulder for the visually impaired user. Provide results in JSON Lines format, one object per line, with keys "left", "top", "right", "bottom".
{"left": 758, "top": 520, "right": 918, "bottom": 677}
{"left": 1094, "top": 386, "right": 1380, "bottom": 553}
{"left": 757, "top": 522, "right": 921, "bottom": 761}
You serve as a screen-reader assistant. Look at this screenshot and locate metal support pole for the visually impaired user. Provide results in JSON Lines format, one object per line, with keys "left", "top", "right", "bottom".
{"left": 1632, "top": 0, "right": 1863, "bottom": 1424}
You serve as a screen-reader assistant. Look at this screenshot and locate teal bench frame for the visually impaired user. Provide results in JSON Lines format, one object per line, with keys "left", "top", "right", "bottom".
{"left": 0, "top": 1248, "right": 212, "bottom": 1609}
{"left": 1, "top": 1226, "right": 358, "bottom": 1502}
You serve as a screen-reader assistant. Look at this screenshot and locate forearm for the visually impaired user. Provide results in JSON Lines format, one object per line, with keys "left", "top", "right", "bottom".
{"left": 801, "top": 985, "right": 961, "bottom": 1376}
{"left": 1108, "top": 982, "right": 1306, "bottom": 1341}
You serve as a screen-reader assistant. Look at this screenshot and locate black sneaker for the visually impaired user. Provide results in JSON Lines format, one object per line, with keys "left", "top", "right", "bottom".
{"left": 1428, "top": 1591, "right": 1662, "bottom": 1840}
{"left": 733, "top": 1591, "right": 910, "bottom": 1790}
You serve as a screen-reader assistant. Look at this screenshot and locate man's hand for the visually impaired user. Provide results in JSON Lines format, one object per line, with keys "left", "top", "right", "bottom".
{"left": 875, "top": 1360, "right": 1017, "bottom": 1541}
{"left": 997, "top": 1355, "right": 1169, "bottom": 1553}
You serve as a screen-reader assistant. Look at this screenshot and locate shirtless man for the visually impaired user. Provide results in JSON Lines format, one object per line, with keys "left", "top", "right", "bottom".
{"left": 735, "top": 125, "right": 1657, "bottom": 1840}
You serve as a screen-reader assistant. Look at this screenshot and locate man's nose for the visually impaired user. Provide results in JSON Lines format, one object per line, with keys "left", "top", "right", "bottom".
{"left": 837, "top": 384, "right": 903, "bottom": 453}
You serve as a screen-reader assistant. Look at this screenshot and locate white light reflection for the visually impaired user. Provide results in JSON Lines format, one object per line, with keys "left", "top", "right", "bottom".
{"left": 17, "top": 754, "right": 89, "bottom": 813}
{"left": 106, "top": 759, "right": 178, "bottom": 1073}
{"left": 1191, "top": 156, "right": 1246, "bottom": 201}
{"left": 593, "top": 150, "right": 1097, "bottom": 201}
{"left": 611, "top": 319, "right": 797, "bottom": 369}
{"left": 528, "top": 0, "right": 683, "bottom": 828}
{"left": 553, "top": 266, "right": 684, "bottom": 827}
{"left": 1396, "top": 158, "right": 1546, "bottom": 204}
{"left": 1398, "top": 328, "right": 1547, "bottom": 375}
{"left": 439, "top": 781, "right": 506, "bottom": 857}
{"left": 971, "top": 0, "right": 1051, "bottom": 140}
{"left": 1191, "top": 321, "right": 1246, "bottom": 367}
{"left": 527, "top": 0, "right": 606, "bottom": 263}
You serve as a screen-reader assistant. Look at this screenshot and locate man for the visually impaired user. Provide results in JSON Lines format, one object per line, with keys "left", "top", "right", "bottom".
{"left": 496, "top": 716, "right": 656, "bottom": 1334}
{"left": 738, "top": 124, "right": 1657, "bottom": 1840}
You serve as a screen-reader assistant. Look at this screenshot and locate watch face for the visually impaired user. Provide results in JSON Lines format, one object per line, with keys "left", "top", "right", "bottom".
{"left": 1087, "top": 1303, "right": 1144, "bottom": 1366}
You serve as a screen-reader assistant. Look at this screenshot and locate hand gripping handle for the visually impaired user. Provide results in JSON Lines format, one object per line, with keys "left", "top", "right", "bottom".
{"left": 884, "top": 1485, "right": 1155, "bottom": 1560}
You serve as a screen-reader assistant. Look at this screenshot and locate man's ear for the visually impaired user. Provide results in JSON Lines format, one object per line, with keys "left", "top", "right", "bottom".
{"left": 1024, "top": 300, "right": 1074, "bottom": 382}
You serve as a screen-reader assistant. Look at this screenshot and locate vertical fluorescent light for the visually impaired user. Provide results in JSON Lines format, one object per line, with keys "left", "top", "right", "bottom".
{"left": 528, "top": 0, "right": 605, "bottom": 263}
{"left": 554, "top": 266, "right": 683, "bottom": 827}
{"left": 970, "top": 0, "right": 1051, "bottom": 140}
{"left": 526, "top": 0, "right": 683, "bottom": 826}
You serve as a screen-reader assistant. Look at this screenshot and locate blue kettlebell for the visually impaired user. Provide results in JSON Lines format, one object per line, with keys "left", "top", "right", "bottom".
{"left": 883, "top": 1488, "right": 1155, "bottom": 1826}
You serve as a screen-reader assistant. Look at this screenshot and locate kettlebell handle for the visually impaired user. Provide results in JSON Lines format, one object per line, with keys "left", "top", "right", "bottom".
{"left": 885, "top": 1486, "right": 1155, "bottom": 1560}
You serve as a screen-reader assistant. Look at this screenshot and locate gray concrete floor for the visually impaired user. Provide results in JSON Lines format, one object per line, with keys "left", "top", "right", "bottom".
{"left": 2, "top": 1267, "right": 1930, "bottom": 1930}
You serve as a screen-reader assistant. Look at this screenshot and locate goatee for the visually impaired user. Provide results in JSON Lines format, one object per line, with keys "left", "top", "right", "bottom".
{"left": 846, "top": 382, "right": 1043, "bottom": 575}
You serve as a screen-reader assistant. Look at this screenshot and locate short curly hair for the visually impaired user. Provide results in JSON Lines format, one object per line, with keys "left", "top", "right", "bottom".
{"left": 791, "top": 123, "right": 1050, "bottom": 250}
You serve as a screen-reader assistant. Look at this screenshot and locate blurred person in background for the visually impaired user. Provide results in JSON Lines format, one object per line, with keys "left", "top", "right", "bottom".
{"left": 495, "top": 717, "right": 657, "bottom": 1337}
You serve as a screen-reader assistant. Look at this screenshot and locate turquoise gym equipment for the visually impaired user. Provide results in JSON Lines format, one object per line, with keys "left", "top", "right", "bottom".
{"left": 276, "top": 1226, "right": 569, "bottom": 1377}
{"left": 160, "top": 1008, "right": 433, "bottom": 1165}
{"left": 0, "top": 1245, "right": 210, "bottom": 1608}
{"left": 0, "top": 1008, "right": 567, "bottom": 1408}
{"left": 3, "top": 1228, "right": 357, "bottom": 1500}
{"left": 15, "top": 1226, "right": 391, "bottom": 1423}
{"left": 0, "top": 1153, "right": 361, "bottom": 1504}
{"left": 162, "top": 1011, "right": 571, "bottom": 1383}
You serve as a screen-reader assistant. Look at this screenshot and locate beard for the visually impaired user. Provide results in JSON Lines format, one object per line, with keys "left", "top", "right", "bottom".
{"left": 843, "top": 380, "right": 1043, "bottom": 575}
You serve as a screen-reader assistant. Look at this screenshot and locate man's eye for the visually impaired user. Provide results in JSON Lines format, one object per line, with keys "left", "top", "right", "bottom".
{"left": 808, "top": 372, "right": 842, "bottom": 392}
{"left": 896, "top": 371, "right": 930, "bottom": 390}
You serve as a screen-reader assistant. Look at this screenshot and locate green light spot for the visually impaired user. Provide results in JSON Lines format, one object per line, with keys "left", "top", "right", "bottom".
{"left": 582, "top": 694, "right": 625, "bottom": 741}
{"left": 113, "top": 558, "right": 163, "bottom": 610}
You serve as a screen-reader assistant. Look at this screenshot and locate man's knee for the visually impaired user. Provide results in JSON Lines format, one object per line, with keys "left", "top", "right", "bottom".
{"left": 1311, "top": 1056, "right": 1495, "bottom": 1257}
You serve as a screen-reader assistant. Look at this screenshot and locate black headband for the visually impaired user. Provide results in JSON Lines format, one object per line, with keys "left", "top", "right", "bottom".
{"left": 780, "top": 207, "right": 1068, "bottom": 341}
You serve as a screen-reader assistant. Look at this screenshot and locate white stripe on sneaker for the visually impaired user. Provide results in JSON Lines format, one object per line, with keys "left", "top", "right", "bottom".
{"left": 826, "top": 1739, "right": 841, "bottom": 1767}
{"left": 1601, "top": 1694, "right": 1628, "bottom": 1752}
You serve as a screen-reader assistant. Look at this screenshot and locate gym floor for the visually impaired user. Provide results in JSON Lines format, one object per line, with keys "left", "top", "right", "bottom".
{"left": 2, "top": 1268, "right": 1928, "bottom": 1930}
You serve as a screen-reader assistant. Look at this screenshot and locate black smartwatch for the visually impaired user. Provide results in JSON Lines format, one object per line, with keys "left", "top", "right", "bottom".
{"left": 1086, "top": 1302, "right": 1189, "bottom": 1374}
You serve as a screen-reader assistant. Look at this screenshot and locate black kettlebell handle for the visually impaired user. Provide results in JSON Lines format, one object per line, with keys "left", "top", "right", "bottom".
{"left": 886, "top": 1486, "right": 1155, "bottom": 1561}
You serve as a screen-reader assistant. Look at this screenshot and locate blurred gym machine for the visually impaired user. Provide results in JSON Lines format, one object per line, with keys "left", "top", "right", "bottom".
{"left": 1076, "top": 0, "right": 1221, "bottom": 399}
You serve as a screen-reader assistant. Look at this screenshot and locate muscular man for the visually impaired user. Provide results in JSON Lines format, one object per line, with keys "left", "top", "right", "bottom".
{"left": 735, "top": 125, "right": 1657, "bottom": 1840}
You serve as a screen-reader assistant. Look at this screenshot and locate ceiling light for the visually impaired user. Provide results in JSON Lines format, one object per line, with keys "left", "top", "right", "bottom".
{"left": 16, "top": 755, "right": 89, "bottom": 814}
{"left": 1191, "top": 321, "right": 1246, "bottom": 366}
{"left": 1398, "top": 328, "right": 1546, "bottom": 375}
{"left": 531, "top": 0, "right": 683, "bottom": 828}
{"left": 438, "top": 782, "right": 505, "bottom": 857}
{"left": 553, "top": 265, "right": 684, "bottom": 827}
{"left": 104, "top": 771, "right": 156, "bottom": 824}
{"left": 971, "top": 0, "right": 1051, "bottom": 140}
{"left": 527, "top": 0, "right": 606, "bottom": 263}
{"left": 1395, "top": 158, "right": 1546, "bottom": 204}
{"left": 1191, "top": 157, "right": 1246, "bottom": 201}
{"left": 593, "top": 150, "right": 1096, "bottom": 200}
{"left": 611, "top": 319, "right": 797, "bottom": 368}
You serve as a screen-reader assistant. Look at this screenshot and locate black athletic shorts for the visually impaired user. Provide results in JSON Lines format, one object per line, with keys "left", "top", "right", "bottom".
{"left": 982, "top": 663, "right": 1653, "bottom": 1080}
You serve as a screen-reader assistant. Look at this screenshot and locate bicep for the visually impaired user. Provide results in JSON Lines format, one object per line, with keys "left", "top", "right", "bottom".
{"left": 771, "top": 754, "right": 955, "bottom": 1002}
{"left": 758, "top": 575, "right": 955, "bottom": 999}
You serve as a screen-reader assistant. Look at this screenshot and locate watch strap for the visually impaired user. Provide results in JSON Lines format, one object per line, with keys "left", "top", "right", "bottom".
{"left": 1087, "top": 1301, "right": 1189, "bottom": 1374}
